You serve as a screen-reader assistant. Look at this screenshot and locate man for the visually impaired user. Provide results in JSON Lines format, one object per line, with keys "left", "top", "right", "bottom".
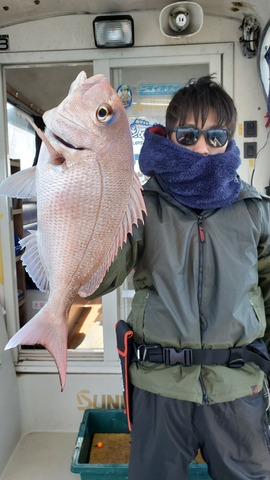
{"left": 93, "top": 75, "right": 270, "bottom": 479}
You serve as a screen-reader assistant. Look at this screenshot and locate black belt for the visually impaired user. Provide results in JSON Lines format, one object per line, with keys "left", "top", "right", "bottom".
{"left": 134, "top": 344, "right": 270, "bottom": 375}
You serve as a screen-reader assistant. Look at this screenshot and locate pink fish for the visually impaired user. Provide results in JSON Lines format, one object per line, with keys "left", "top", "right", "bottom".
{"left": 0, "top": 72, "right": 146, "bottom": 390}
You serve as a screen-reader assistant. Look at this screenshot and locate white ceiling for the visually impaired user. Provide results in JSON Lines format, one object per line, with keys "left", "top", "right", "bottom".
{"left": 2, "top": 1, "right": 270, "bottom": 114}
{"left": 0, "top": 0, "right": 269, "bottom": 29}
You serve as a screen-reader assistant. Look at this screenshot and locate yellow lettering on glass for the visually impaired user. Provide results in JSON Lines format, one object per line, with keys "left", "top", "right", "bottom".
{"left": 77, "top": 390, "right": 124, "bottom": 411}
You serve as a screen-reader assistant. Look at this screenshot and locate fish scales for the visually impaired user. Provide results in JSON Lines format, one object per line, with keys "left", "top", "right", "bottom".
{"left": 0, "top": 72, "right": 146, "bottom": 390}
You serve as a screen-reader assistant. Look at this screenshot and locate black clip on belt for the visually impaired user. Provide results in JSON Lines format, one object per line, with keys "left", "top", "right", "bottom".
{"left": 136, "top": 345, "right": 194, "bottom": 366}
{"left": 163, "top": 347, "right": 193, "bottom": 366}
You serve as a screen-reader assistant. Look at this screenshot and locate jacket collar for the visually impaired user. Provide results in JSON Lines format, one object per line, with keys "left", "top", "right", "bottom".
{"left": 143, "top": 176, "right": 265, "bottom": 210}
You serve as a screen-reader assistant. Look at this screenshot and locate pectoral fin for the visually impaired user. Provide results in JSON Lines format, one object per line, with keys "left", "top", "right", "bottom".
{"left": 28, "top": 118, "right": 65, "bottom": 165}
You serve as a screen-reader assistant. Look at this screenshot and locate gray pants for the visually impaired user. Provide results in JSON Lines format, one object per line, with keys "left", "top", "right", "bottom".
{"left": 128, "top": 387, "right": 270, "bottom": 480}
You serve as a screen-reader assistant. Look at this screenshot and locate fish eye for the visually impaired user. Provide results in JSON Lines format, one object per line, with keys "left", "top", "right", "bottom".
{"left": 96, "top": 103, "right": 113, "bottom": 123}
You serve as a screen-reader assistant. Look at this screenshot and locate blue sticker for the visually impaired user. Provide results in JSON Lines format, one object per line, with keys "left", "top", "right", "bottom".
{"left": 117, "top": 84, "right": 133, "bottom": 109}
{"left": 130, "top": 118, "right": 157, "bottom": 143}
{"left": 138, "top": 83, "right": 182, "bottom": 96}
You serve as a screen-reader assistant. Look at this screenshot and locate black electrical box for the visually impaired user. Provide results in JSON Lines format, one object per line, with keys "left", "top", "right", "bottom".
{"left": 244, "top": 142, "right": 257, "bottom": 158}
{"left": 244, "top": 121, "right": 257, "bottom": 137}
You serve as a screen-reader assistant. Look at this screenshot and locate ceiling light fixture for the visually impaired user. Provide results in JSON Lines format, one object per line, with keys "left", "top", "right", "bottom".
{"left": 93, "top": 15, "right": 134, "bottom": 48}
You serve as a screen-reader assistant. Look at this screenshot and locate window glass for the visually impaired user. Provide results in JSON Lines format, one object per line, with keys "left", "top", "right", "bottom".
{"left": 112, "top": 64, "right": 209, "bottom": 320}
{"left": 7, "top": 102, "right": 35, "bottom": 170}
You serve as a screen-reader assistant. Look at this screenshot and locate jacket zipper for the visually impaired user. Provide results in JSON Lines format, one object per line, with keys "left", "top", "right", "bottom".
{"left": 197, "top": 215, "right": 205, "bottom": 305}
{"left": 199, "top": 376, "right": 210, "bottom": 405}
{"left": 198, "top": 216, "right": 206, "bottom": 243}
{"left": 197, "top": 215, "right": 210, "bottom": 404}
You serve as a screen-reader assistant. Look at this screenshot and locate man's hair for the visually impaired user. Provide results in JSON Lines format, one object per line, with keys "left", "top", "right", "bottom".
{"left": 166, "top": 75, "right": 237, "bottom": 140}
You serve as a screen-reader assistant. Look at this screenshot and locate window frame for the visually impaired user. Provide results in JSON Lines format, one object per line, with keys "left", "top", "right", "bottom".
{"left": 0, "top": 42, "right": 233, "bottom": 374}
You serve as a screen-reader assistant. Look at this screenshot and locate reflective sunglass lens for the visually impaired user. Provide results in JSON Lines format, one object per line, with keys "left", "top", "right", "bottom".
{"left": 176, "top": 128, "right": 198, "bottom": 146}
{"left": 207, "top": 129, "right": 228, "bottom": 147}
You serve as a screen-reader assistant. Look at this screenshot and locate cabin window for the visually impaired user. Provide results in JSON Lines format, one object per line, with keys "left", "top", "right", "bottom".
{"left": 111, "top": 63, "right": 209, "bottom": 319}
{"left": 7, "top": 102, "right": 35, "bottom": 170}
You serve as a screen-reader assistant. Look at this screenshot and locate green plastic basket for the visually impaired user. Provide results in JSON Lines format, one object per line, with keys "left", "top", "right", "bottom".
{"left": 71, "top": 409, "right": 211, "bottom": 479}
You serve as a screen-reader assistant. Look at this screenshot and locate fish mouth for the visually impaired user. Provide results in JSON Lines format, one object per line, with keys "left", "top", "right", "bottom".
{"left": 53, "top": 133, "right": 85, "bottom": 151}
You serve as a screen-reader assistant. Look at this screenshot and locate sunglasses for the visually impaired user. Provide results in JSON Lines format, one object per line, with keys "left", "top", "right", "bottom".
{"left": 173, "top": 126, "right": 230, "bottom": 148}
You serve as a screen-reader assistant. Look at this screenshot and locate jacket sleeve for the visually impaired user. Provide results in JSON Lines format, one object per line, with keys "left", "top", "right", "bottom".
{"left": 259, "top": 254, "right": 270, "bottom": 349}
{"left": 258, "top": 200, "right": 270, "bottom": 350}
{"left": 88, "top": 219, "right": 145, "bottom": 299}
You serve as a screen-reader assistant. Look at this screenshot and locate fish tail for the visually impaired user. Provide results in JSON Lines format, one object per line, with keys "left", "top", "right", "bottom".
{"left": 5, "top": 306, "right": 68, "bottom": 391}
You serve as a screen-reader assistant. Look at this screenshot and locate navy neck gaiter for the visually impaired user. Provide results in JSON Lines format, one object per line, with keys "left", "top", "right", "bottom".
{"left": 139, "top": 125, "right": 241, "bottom": 210}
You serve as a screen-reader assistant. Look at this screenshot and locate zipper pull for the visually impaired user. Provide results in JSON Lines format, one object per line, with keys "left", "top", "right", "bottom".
{"left": 198, "top": 217, "right": 206, "bottom": 243}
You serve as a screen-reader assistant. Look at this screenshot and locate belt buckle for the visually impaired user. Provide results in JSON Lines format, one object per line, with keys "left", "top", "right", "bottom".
{"left": 163, "top": 347, "right": 193, "bottom": 366}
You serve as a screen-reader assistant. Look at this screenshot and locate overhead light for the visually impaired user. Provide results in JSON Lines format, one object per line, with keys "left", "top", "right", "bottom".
{"left": 93, "top": 15, "right": 134, "bottom": 48}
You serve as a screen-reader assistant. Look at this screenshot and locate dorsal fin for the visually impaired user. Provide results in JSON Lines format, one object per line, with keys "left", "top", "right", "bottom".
{"left": 0, "top": 166, "right": 36, "bottom": 198}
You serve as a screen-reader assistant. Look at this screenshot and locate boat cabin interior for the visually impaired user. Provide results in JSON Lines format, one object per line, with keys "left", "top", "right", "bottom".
{"left": 0, "top": 0, "right": 270, "bottom": 478}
